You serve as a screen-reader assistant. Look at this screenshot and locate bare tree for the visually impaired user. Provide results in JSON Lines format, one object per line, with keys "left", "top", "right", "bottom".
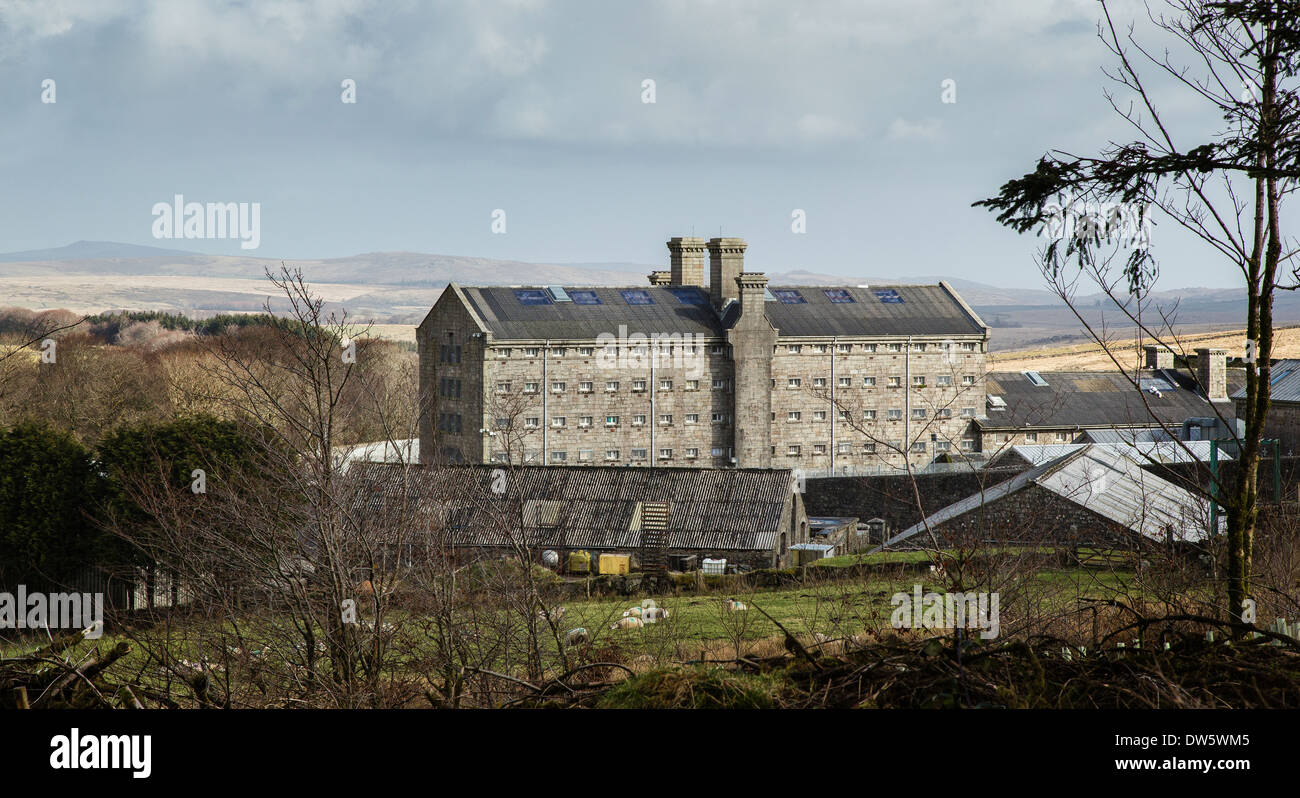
{"left": 976, "top": 0, "right": 1300, "bottom": 627}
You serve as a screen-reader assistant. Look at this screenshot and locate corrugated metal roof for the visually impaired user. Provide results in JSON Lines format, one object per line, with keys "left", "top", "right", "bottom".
{"left": 1006, "top": 440, "right": 1231, "bottom": 466}
{"left": 351, "top": 463, "right": 795, "bottom": 552}
{"left": 1232, "top": 358, "right": 1300, "bottom": 402}
{"left": 880, "top": 445, "right": 1217, "bottom": 548}
{"left": 457, "top": 283, "right": 985, "bottom": 341}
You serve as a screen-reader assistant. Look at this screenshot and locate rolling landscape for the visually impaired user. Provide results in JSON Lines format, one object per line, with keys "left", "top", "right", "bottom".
{"left": 2, "top": 240, "right": 1290, "bottom": 354}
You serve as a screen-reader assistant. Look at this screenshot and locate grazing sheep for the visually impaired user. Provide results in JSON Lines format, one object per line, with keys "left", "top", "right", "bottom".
{"left": 612, "top": 616, "right": 644, "bottom": 630}
{"left": 537, "top": 606, "right": 566, "bottom": 621}
{"left": 622, "top": 606, "right": 642, "bottom": 618}
{"left": 725, "top": 598, "right": 748, "bottom": 612}
{"left": 641, "top": 607, "right": 670, "bottom": 623}
{"left": 564, "top": 627, "right": 589, "bottom": 646}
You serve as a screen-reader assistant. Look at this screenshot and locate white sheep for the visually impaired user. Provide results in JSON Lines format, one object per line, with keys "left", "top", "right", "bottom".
{"left": 641, "top": 607, "right": 670, "bottom": 623}
{"left": 622, "top": 606, "right": 642, "bottom": 618}
{"left": 612, "top": 616, "right": 644, "bottom": 630}
{"left": 564, "top": 627, "right": 589, "bottom": 646}
{"left": 725, "top": 598, "right": 748, "bottom": 612}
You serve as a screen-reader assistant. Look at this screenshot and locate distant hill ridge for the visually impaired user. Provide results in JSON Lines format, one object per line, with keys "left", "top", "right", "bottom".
{"left": 0, "top": 241, "right": 1063, "bottom": 305}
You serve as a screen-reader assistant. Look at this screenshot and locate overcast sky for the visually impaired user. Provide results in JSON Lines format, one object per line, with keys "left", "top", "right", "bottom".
{"left": 0, "top": 0, "right": 1255, "bottom": 288}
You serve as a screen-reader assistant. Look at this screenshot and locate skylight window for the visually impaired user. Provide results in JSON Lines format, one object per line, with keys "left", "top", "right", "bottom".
{"left": 665, "top": 286, "right": 708, "bottom": 305}
{"left": 1023, "top": 371, "right": 1048, "bottom": 387}
{"left": 1139, "top": 377, "right": 1176, "bottom": 393}
{"left": 824, "top": 289, "right": 855, "bottom": 303}
{"left": 546, "top": 285, "right": 571, "bottom": 302}
{"left": 569, "top": 290, "right": 602, "bottom": 305}
{"left": 987, "top": 395, "right": 1007, "bottom": 410}
{"left": 773, "top": 289, "right": 806, "bottom": 304}
{"left": 513, "top": 289, "right": 552, "bottom": 306}
{"left": 619, "top": 289, "right": 654, "bottom": 305}
{"left": 874, "top": 289, "right": 903, "bottom": 304}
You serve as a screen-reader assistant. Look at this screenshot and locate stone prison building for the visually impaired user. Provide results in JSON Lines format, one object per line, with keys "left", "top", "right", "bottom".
{"left": 418, "top": 235, "right": 991, "bottom": 471}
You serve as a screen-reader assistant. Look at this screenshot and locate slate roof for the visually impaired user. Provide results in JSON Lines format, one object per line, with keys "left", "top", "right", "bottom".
{"left": 460, "top": 285, "right": 723, "bottom": 341}
{"left": 980, "top": 369, "right": 1239, "bottom": 430}
{"left": 878, "top": 445, "right": 1218, "bottom": 549}
{"left": 350, "top": 463, "right": 796, "bottom": 552}
{"left": 448, "top": 282, "right": 987, "bottom": 341}
{"left": 719, "top": 284, "right": 987, "bottom": 338}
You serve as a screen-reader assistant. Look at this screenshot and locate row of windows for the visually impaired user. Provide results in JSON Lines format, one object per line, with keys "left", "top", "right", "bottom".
{"left": 488, "top": 440, "right": 975, "bottom": 463}
{"left": 775, "top": 407, "right": 973, "bottom": 421}
{"left": 778, "top": 375, "right": 977, "bottom": 389}
{"left": 998, "top": 431, "right": 1072, "bottom": 443}
{"left": 498, "top": 379, "right": 733, "bottom": 394}
{"left": 776, "top": 440, "right": 972, "bottom": 456}
{"left": 493, "top": 447, "right": 736, "bottom": 464}
{"left": 494, "top": 344, "right": 728, "bottom": 359}
{"left": 492, "top": 375, "right": 978, "bottom": 394}
{"left": 489, "top": 341, "right": 983, "bottom": 359}
{"left": 510, "top": 413, "right": 733, "bottom": 429}
{"left": 780, "top": 341, "right": 979, "bottom": 354}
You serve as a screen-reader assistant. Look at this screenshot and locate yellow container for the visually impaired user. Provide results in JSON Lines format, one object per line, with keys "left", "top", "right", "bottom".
{"left": 598, "top": 553, "right": 630, "bottom": 575}
{"left": 568, "top": 550, "right": 592, "bottom": 573}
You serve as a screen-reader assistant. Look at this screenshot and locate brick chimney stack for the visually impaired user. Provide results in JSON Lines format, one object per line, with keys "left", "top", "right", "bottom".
{"left": 1143, "top": 345, "right": 1173, "bottom": 370}
{"left": 1195, "top": 347, "right": 1228, "bottom": 401}
{"left": 648, "top": 270, "right": 672, "bottom": 286}
{"left": 728, "top": 271, "right": 777, "bottom": 468}
{"left": 736, "top": 272, "right": 769, "bottom": 327}
{"left": 666, "top": 236, "right": 707, "bottom": 289}
{"left": 709, "top": 237, "right": 747, "bottom": 309}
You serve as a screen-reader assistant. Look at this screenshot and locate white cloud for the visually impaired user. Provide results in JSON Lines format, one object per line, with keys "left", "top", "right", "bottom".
{"left": 886, "top": 117, "right": 941, "bottom": 142}
{"left": 795, "top": 113, "right": 858, "bottom": 142}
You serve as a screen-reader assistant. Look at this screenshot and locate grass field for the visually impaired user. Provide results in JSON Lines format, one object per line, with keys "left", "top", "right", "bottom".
{"left": 359, "top": 324, "right": 417, "bottom": 343}
{"left": 990, "top": 325, "right": 1300, "bottom": 371}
